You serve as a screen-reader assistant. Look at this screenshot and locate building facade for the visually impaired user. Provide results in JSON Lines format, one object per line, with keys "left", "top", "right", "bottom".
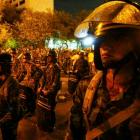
{"left": 1, "top": 0, "right": 54, "bottom": 13}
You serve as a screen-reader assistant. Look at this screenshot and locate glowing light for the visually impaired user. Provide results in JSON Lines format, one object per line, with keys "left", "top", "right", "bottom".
{"left": 46, "top": 38, "right": 79, "bottom": 50}
{"left": 76, "top": 30, "right": 88, "bottom": 38}
{"left": 81, "top": 35, "right": 95, "bottom": 47}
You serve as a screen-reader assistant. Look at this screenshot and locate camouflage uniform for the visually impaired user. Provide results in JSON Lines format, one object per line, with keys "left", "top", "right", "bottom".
{"left": 67, "top": 1, "right": 140, "bottom": 140}
{"left": 73, "top": 53, "right": 90, "bottom": 80}
{"left": 17, "top": 53, "right": 43, "bottom": 118}
{"left": 0, "top": 53, "right": 19, "bottom": 140}
{"left": 70, "top": 68, "right": 140, "bottom": 140}
{"left": 36, "top": 50, "right": 61, "bottom": 132}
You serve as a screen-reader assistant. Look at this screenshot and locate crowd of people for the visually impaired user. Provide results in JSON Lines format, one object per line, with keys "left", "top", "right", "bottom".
{"left": 0, "top": 0, "right": 140, "bottom": 140}
{"left": 0, "top": 46, "right": 94, "bottom": 140}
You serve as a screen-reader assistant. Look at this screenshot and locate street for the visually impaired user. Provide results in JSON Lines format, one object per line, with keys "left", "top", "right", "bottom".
{"left": 16, "top": 74, "right": 73, "bottom": 140}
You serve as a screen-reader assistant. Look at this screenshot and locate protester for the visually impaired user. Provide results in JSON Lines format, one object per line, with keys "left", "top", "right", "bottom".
{"left": 65, "top": 1, "right": 140, "bottom": 140}
{"left": 0, "top": 53, "right": 19, "bottom": 140}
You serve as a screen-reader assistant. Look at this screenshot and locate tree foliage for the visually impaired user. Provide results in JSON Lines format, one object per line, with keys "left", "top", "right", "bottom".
{"left": 17, "top": 10, "right": 52, "bottom": 46}
{"left": 0, "top": 1, "right": 91, "bottom": 47}
{"left": 0, "top": 2, "right": 21, "bottom": 24}
{"left": 0, "top": 24, "right": 12, "bottom": 45}
{"left": 17, "top": 9, "right": 90, "bottom": 46}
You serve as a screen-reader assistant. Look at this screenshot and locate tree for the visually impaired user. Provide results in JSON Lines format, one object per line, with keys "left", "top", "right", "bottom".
{"left": 17, "top": 10, "right": 52, "bottom": 47}
{"left": 50, "top": 10, "right": 90, "bottom": 39}
{"left": 0, "top": 2, "right": 21, "bottom": 24}
{"left": 50, "top": 10, "right": 74, "bottom": 39}
{"left": 0, "top": 24, "right": 12, "bottom": 46}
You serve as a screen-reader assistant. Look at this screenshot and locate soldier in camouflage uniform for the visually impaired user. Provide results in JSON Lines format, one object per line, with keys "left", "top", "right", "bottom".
{"left": 0, "top": 53, "right": 19, "bottom": 140}
{"left": 11, "top": 48, "right": 20, "bottom": 78}
{"left": 16, "top": 52, "right": 43, "bottom": 117}
{"left": 66, "top": 1, "right": 140, "bottom": 140}
{"left": 73, "top": 52, "right": 90, "bottom": 80}
{"left": 36, "top": 49, "right": 61, "bottom": 132}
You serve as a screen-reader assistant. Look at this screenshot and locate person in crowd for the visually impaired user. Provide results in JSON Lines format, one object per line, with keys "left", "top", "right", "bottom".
{"left": 65, "top": 1, "right": 140, "bottom": 140}
{"left": 16, "top": 52, "right": 43, "bottom": 118}
{"left": 16, "top": 53, "right": 43, "bottom": 140}
{"left": 88, "top": 50, "right": 97, "bottom": 75}
{"left": 11, "top": 48, "right": 20, "bottom": 78}
{"left": 73, "top": 52, "right": 90, "bottom": 80}
{"left": 68, "top": 51, "right": 91, "bottom": 95}
{"left": 36, "top": 49, "right": 61, "bottom": 132}
{"left": 0, "top": 53, "right": 19, "bottom": 140}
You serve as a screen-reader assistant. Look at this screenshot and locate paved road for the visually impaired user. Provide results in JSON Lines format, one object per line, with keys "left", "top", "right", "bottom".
{"left": 0, "top": 75, "right": 73, "bottom": 140}
{"left": 16, "top": 99, "right": 73, "bottom": 140}
{"left": 18, "top": 75, "right": 73, "bottom": 140}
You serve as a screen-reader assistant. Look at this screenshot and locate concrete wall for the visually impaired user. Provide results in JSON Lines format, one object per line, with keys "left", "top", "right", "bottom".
{"left": 25, "top": 0, "right": 54, "bottom": 13}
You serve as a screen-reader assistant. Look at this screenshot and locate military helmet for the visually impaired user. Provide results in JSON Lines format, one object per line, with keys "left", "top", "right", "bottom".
{"left": 74, "top": 0, "right": 140, "bottom": 38}
{"left": 74, "top": 1, "right": 140, "bottom": 70}
{"left": 0, "top": 53, "right": 12, "bottom": 75}
{"left": 48, "top": 49, "right": 57, "bottom": 58}
{"left": 0, "top": 53, "right": 12, "bottom": 64}
{"left": 23, "top": 52, "right": 31, "bottom": 60}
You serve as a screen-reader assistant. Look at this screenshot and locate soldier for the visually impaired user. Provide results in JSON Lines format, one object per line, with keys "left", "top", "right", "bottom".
{"left": 16, "top": 52, "right": 43, "bottom": 118}
{"left": 73, "top": 52, "right": 90, "bottom": 80}
{"left": 65, "top": 1, "right": 140, "bottom": 140}
{"left": 68, "top": 51, "right": 90, "bottom": 95}
{"left": 11, "top": 48, "right": 20, "bottom": 78}
{"left": 0, "top": 53, "right": 19, "bottom": 140}
{"left": 36, "top": 49, "right": 61, "bottom": 132}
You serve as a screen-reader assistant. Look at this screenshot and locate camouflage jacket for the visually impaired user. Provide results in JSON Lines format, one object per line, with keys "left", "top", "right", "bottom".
{"left": 70, "top": 69, "right": 140, "bottom": 140}
{"left": 16, "top": 63, "right": 43, "bottom": 92}
{"left": 0, "top": 76, "right": 19, "bottom": 125}
{"left": 37, "top": 63, "right": 61, "bottom": 109}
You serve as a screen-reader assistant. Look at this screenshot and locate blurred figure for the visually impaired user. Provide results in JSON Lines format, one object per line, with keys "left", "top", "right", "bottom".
{"left": 73, "top": 52, "right": 90, "bottom": 80}
{"left": 68, "top": 52, "right": 90, "bottom": 95}
{"left": 16, "top": 52, "right": 42, "bottom": 122}
{"left": 11, "top": 48, "right": 20, "bottom": 78}
{"left": 0, "top": 53, "right": 19, "bottom": 140}
{"left": 88, "top": 50, "right": 97, "bottom": 75}
{"left": 16, "top": 53, "right": 43, "bottom": 140}
{"left": 36, "top": 49, "right": 61, "bottom": 132}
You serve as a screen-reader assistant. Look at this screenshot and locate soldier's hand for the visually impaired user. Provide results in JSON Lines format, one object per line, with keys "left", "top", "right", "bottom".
{"left": 37, "top": 87, "right": 42, "bottom": 93}
{"left": 42, "top": 89, "right": 49, "bottom": 96}
{"left": 0, "top": 113, "right": 12, "bottom": 126}
{"left": 64, "top": 132, "right": 73, "bottom": 140}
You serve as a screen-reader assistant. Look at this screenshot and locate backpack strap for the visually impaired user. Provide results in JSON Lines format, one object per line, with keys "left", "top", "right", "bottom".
{"left": 86, "top": 101, "right": 140, "bottom": 140}
{"left": 82, "top": 71, "right": 103, "bottom": 130}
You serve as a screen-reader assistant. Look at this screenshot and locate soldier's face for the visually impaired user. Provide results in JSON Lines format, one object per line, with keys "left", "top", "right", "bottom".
{"left": 99, "top": 35, "right": 133, "bottom": 68}
{"left": 22, "top": 57, "right": 30, "bottom": 63}
{"left": 47, "top": 56, "right": 53, "bottom": 63}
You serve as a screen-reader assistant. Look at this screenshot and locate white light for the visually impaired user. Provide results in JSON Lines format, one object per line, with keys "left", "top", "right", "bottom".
{"left": 76, "top": 30, "right": 88, "bottom": 38}
{"left": 48, "top": 38, "right": 54, "bottom": 48}
{"left": 91, "top": 44, "right": 95, "bottom": 50}
{"left": 81, "top": 35, "right": 95, "bottom": 47}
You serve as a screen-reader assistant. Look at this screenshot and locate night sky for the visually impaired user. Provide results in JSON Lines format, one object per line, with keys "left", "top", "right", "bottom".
{"left": 55, "top": 0, "right": 140, "bottom": 14}
{"left": 55, "top": 0, "right": 104, "bottom": 13}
